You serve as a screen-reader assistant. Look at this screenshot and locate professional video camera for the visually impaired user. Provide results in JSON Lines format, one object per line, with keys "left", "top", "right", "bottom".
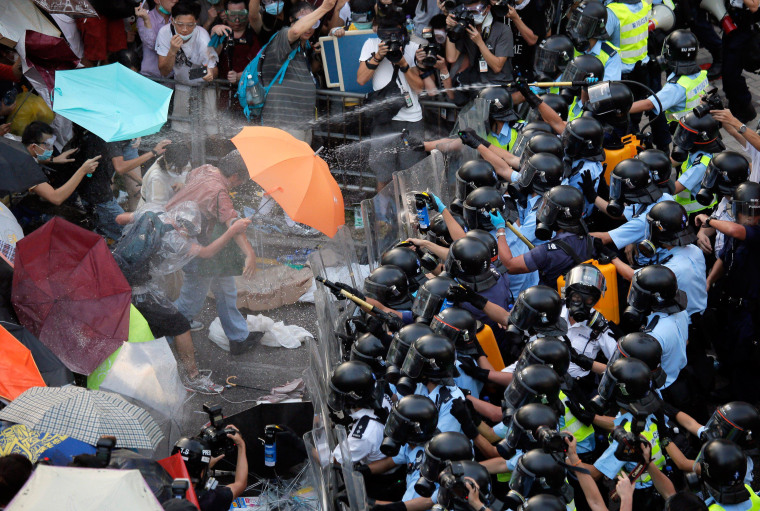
{"left": 490, "top": 0, "right": 515, "bottom": 17}
{"left": 377, "top": 27, "right": 406, "bottom": 63}
{"left": 693, "top": 86, "right": 723, "bottom": 118}
{"left": 447, "top": 4, "right": 475, "bottom": 42}
{"left": 609, "top": 417, "right": 649, "bottom": 464}
{"left": 420, "top": 27, "right": 443, "bottom": 68}
{"left": 199, "top": 404, "right": 237, "bottom": 457}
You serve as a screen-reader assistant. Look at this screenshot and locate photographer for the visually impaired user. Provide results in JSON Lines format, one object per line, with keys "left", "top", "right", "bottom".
{"left": 445, "top": 0, "right": 515, "bottom": 86}
{"left": 415, "top": 18, "right": 456, "bottom": 99}
{"left": 358, "top": 13, "right": 425, "bottom": 190}
{"left": 711, "top": 108, "right": 760, "bottom": 182}
{"left": 502, "top": 0, "right": 546, "bottom": 80}
{"left": 172, "top": 425, "right": 248, "bottom": 511}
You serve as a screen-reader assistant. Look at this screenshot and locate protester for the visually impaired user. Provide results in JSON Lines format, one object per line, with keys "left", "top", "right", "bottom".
{"left": 138, "top": 141, "right": 191, "bottom": 208}
{"left": 136, "top": 0, "right": 179, "bottom": 77}
{"left": 210, "top": 0, "right": 263, "bottom": 86}
{"left": 0, "top": 454, "right": 33, "bottom": 507}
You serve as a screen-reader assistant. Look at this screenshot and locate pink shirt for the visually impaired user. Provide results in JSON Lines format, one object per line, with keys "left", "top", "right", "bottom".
{"left": 166, "top": 165, "right": 238, "bottom": 236}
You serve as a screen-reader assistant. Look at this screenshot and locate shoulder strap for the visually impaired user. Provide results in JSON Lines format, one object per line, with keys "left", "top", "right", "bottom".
{"left": 601, "top": 41, "right": 618, "bottom": 57}
{"left": 553, "top": 238, "right": 584, "bottom": 265}
{"left": 643, "top": 315, "right": 659, "bottom": 333}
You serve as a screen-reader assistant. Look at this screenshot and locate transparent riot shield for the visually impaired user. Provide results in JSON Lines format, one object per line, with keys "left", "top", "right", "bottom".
{"left": 392, "top": 149, "right": 449, "bottom": 240}
{"left": 304, "top": 426, "right": 333, "bottom": 511}
{"left": 335, "top": 425, "right": 370, "bottom": 511}
{"left": 360, "top": 179, "right": 401, "bottom": 270}
{"left": 305, "top": 337, "right": 333, "bottom": 438}
{"left": 446, "top": 97, "right": 490, "bottom": 176}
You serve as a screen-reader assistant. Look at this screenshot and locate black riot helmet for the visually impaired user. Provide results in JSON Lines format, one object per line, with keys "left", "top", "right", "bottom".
{"left": 567, "top": 0, "right": 609, "bottom": 50}
{"left": 562, "top": 117, "right": 605, "bottom": 162}
{"left": 731, "top": 181, "right": 760, "bottom": 223}
{"left": 533, "top": 35, "right": 574, "bottom": 81}
{"left": 562, "top": 263, "right": 606, "bottom": 322}
{"left": 671, "top": 112, "right": 724, "bottom": 162}
{"left": 381, "top": 246, "right": 426, "bottom": 292}
{"left": 561, "top": 54, "right": 605, "bottom": 87}
{"left": 512, "top": 124, "right": 553, "bottom": 159}
{"left": 696, "top": 151, "right": 750, "bottom": 206}
{"left": 607, "top": 158, "right": 663, "bottom": 216}
{"left": 518, "top": 153, "right": 564, "bottom": 196}
{"left": 537, "top": 94, "right": 569, "bottom": 122}
{"left": 479, "top": 86, "right": 519, "bottom": 124}
{"left": 466, "top": 229, "right": 498, "bottom": 264}
{"left": 661, "top": 29, "right": 701, "bottom": 76}
{"left": 328, "top": 360, "right": 379, "bottom": 412}
{"left": 401, "top": 333, "right": 459, "bottom": 384}
{"left": 607, "top": 332, "right": 666, "bottom": 389}
{"left": 386, "top": 323, "right": 435, "bottom": 383}
{"left": 456, "top": 160, "right": 499, "bottom": 200}
{"left": 638, "top": 201, "right": 696, "bottom": 257}
{"left": 515, "top": 337, "right": 571, "bottom": 377}
{"left": 535, "top": 185, "right": 586, "bottom": 240}
{"left": 585, "top": 82, "right": 634, "bottom": 123}
{"left": 444, "top": 237, "right": 500, "bottom": 292}
{"left": 427, "top": 213, "right": 467, "bottom": 248}
{"left": 698, "top": 439, "right": 750, "bottom": 506}
{"left": 497, "top": 403, "right": 560, "bottom": 460}
{"left": 508, "top": 449, "right": 570, "bottom": 505}
{"left": 596, "top": 357, "right": 653, "bottom": 411}
{"left": 510, "top": 285, "right": 568, "bottom": 336}
{"left": 381, "top": 394, "right": 439, "bottom": 455}
{"left": 438, "top": 461, "right": 494, "bottom": 511}
{"left": 637, "top": 149, "right": 673, "bottom": 189}
{"left": 364, "top": 265, "right": 413, "bottom": 310}
{"left": 503, "top": 364, "right": 562, "bottom": 417}
{"left": 520, "top": 133, "right": 564, "bottom": 170}
{"left": 701, "top": 402, "right": 760, "bottom": 448}
{"left": 412, "top": 273, "right": 458, "bottom": 323}
{"left": 431, "top": 306, "right": 479, "bottom": 355}
{"left": 350, "top": 333, "right": 388, "bottom": 377}
{"left": 172, "top": 437, "right": 212, "bottom": 487}
{"left": 463, "top": 186, "right": 515, "bottom": 231}
{"left": 520, "top": 495, "right": 568, "bottom": 511}
{"left": 414, "top": 432, "right": 474, "bottom": 498}
{"left": 623, "top": 265, "right": 686, "bottom": 327}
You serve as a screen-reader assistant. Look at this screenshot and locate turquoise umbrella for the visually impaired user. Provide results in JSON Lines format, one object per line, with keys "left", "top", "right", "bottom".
{"left": 52, "top": 63, "right": 173, "bottom": 143}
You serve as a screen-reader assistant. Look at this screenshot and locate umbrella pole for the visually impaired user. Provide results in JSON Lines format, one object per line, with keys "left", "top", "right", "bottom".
{"left": 225, "top": 375, "right": 269, "bottom": 392}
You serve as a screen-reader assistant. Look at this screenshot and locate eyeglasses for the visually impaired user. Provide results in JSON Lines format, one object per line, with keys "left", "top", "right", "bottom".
{"left": 226, "top": 9, "right": 249, "bottom": 20}
{"left": 39, "top": 135, "right": 56, "bottom": 150}
{"left": 173, "top": 21, "right": 197, "bottom": 29}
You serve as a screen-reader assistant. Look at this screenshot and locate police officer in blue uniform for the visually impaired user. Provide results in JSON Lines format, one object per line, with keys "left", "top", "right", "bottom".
{"left": 695, "top": 439, "right": 760, "bottom": 511}
{"left": 560, "top": 118, "right": 606, "bottom": 218}
{"left": 698, "top": 182, "right": 760, "bottom": 402}
{"left": 511, "top": 152, "right": 565, "bottom": 246}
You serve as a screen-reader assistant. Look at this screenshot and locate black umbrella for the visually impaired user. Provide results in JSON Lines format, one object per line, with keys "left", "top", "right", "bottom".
{"left": 0, "top": 137, "right": 47, "bottom": 195}
{"left": 0, "top": 320, "right": 74, "bottom": 387}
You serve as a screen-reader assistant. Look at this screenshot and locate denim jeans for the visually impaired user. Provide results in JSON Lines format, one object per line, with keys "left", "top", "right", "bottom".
{"left": 91, "top": 198, "right": 124, "bottom": 241}
{"left": 174, "top": 267, "right": 249, "bottom": 344}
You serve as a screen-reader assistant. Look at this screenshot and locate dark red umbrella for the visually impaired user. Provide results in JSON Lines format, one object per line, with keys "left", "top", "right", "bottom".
{"left": 24, "top": 31, "right": 80, "bottom": 93}
{"left": 11, "top": 217, "right": 131, "bottom": 375}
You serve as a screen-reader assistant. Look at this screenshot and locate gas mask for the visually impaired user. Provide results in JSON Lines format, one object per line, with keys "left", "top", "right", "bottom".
{"left": 563, "top": 264, "right": 605, "bottom": 323}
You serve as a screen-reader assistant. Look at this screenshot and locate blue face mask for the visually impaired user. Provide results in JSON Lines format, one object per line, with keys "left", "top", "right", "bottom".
{"left": 179, "top": 32, "right": 194, "bottom": 41}
{"left": 265, "top": 1, "right": 284, "bottom": 15}
{"left": 37, "top": 148, "right": 53, "bottom": 161}
{"left": 158, "top": 5, "right": 171, "bottom": 14}
{"left": 354, "top": 21, "right": 373, "bottom": 29}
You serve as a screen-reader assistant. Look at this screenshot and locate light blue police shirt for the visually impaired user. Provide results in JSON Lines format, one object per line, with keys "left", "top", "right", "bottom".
{"left": 604, "top": 2, "right": 650, "bottom": 73}
{"left": 644, "top": 245, "right": 707, "bottom": 318}
{"left": 582, "top": 39, "right": 622, "bottom": 81}
{"left": 647, "top": 72, "right": 700, "bottom": 115}
{"left": 645, "top": 309, "right": 689, "bottom": 388}
{"left": 678, "top": 150, "right": 711, "bottom": 195}
{"left": 608, "top": 193, "right": 674, "bottom": 249}
{"left": 414, "top": 383, "right": 465, "bottom": 434}
{"left": 594, "top": 411, "right": 657, "bottom": 489}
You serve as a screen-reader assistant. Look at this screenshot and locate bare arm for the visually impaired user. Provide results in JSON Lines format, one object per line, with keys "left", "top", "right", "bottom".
{"left": 495, "top": 228, "right": 530, "bottom": 274}
{"left": 467, "top": 395, "right": 503, "bottom": 422}
{"left": 112, "top": 140, "right": 170, "bottom": 175}
{"left": 248, "top": 0, "right": 263, "bottom": 32}
{"left": 226, "top": 217, "right": 257, "bottom": 277}
{"left": 706, "top": 257, "right": 725, "bottom": 290}
{"left": 507, "top": 7, "right": 537, "bottom": 45}
{"left": 31, "top": 157, "right": 100, "bottom": 206}
{"left": 196, "top": 219, "right": 252, "bottom": 258}
{"left": 536, "top": 101, "right": 567, "bottom": 134}
{"left": 590, "top": 231, "right": 613, "bottom": 244}
{"left": 630, "top": 99, "right": 654, "bottom": 114}
{"left": 225, "top": 427, "right": 249, "bottom": 499}
{"left": 288, "top": 0, "right": 335, "bottom": 44}
{"left": 610, "top": 256, "right": 635, "bottom": 281}
{"left": 367, "top": 457, "right": 397, "bottom": 474}
{"left": 697, "top": 215, "right": 749, "bottom": 241}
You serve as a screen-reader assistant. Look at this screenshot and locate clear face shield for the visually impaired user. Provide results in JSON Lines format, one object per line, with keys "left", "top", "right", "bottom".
{"left": 412, "top": 285, "right": 448, "bottom": 321}
{"left": 672, "top": 122, "right": 702, "bottom": 151}
{"left": 431, "top": 315, "right": 474, "bottom": 352}
{"left": 701, "top": 410, "right": 749, "bottom": 444}
{"left": 534, "top": 45, "right": 565, "bottom": 78}
{"left": 364, "top": 278, "right": 404, "bottom": 302}
{"left": 730, "top": 197, "right": 760, "bottom": 223}
{"left": 327, "top": 380, "right": 369, "bottom": 412}
{"left": 567, "top": 9, "right": 600, "bottom": 43}
{"left": 387, "top": 335, "right": 412, "bottom": 369}
{"left": 401, "top": 343, "right": 440, "bottom": 379}
{"left": 585, "top": 82, "right": 617, "bottom": 116}
{"left": 508, "top": 460, "right": 537, "bottom": 502}
{"left": 517, "top": 157, "right": 541, "bottom": 189}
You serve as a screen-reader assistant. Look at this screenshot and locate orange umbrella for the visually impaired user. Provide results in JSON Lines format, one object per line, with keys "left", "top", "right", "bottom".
{"left": 232, "top": 127, "right": 344, "bottom": 238}
{"left": 0, "top": 324, "right": 45, "bottom": 401}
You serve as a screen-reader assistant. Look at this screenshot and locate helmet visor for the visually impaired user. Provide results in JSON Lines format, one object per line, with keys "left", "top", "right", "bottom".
{"left": 565, "top": 265, "right": 606, "bottom": 297}
{"left": 626, "top": 279, "right": 652, "bottom": 311}
{"left": 509, "top": 298, "right": 541, "bottom": 332}
{"left": 328, "top": 380, "right": 364, "bottom": 411}
{"left": 509, "top": 460, "right": 536, "bottom": 499}
{"left": 673, "top": 122, "right": 699, "bottom": 151}
{"left": 567, "top": 10, "right": 600, "bottom": 41}
{"left": 364, "top": 278, "right": 402, "bottom": 302}
{"left": 700, "top": 161, "right": 720, "bottom": 191}
{"left": 387, "top": 335, "right": 411, "bottom": 367}
{"left": 412, "top": 285, "right": 447, "bottom": 321}
{"left": 518, "top": 156, "right": 540, "bottom": 189}
{"left": 418, "top": 449, "right": 442, "bottom": 482}
{"left": 431, "top": 314, "right": 469, "bottom": 348}
{"left": 703, "top": 409, "right": 747, "bottom": 444}
{"left": 536, "top": 196, "right": 567, "bottom": 230}
{"left": 511, "top": 131, "right": 534, "bottom": 159}
{"left": 534, "top": 46, "right": 563, "bottom": 76}
{"left": 384, "top": 407, "right": 411, "bottom": 442}
{"left": 586, "top": 82, "right": 616, "bottom": 116}
{"left": 402, "top": 343, "right": 431, "bottom": 378}
{"left": 730, "top": 198, "right": 760, "bottom": 221}
{"left": 504, "top": 373, "right": 535, "bottom": 410}
{"left": 597, "top": 368, "right": 619, "bottom": 402}
{"left": 515, "top": 345, "right": 546, "bottom": 373}
{"left": 456, "top": 173, "right": 471, "bottom": 201}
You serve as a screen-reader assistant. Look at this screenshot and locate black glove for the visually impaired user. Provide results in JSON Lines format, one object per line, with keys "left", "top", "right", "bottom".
{"left": 353, "top": 462, "right": 372, "bottom": 478}
{"left": 565, "top": 398, "right": 596, "bottom": 426}
{"left": 365, "top": 315, "right": 388, "bottom": 340}
{"left": 458, "top": 356, "right": 491, "bottom": 383}
{"left": 516, "top": 76, "right": 542, "bottom": 109}
{"left": 384, "top": 314, "right": 404, "bottom": 333}
{"left": 447, "top": 283, "right": 488, "bottom": 310}
{"left": 465, "top": 397, "right": 483, "bottom": 428}
{"left": 451, "top": 398, "right": 479, "bottom": 439}
{"left": 579, "top": 170, "right": 598, "bottom": 204}
{"left": 458, "top": 128, "right": 486, "bottom": 149}
{"left": 331, "top": 282, "right": 365, "bottom": 300}
{"left": 570, "top": 350, "right": 594, "bottom": 371}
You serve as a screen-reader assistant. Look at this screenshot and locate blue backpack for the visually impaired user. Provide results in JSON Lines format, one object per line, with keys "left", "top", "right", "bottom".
{"left": 237, "top": 39, "right": 301, "bottom": 120}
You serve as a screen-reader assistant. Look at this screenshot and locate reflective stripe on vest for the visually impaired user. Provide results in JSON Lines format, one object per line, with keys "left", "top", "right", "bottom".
{"left": 568, "top": 97, "right": 583, "bottom": 121}
{"left": 607, "top": 2, "right": 650, "bottom": 64}
{"left": 708, "top": 486, "right": 760, "bottom": 511}
{"left": 560, "top": 391, "right": 595, "bottom": 442}
{"left": 487, "top": 127, "right": 520, "bottom": 151}
{"left": 676, "top": 154, "right": 717, "bottom": 213}
{"left": 609, "top": 419, "right": 665, "bottom": 483}
{"left": 665, "top": 70, "right": 709, "bottom": 122}
{"left": 573, "top": 42, "right": 619, "bottom": 67}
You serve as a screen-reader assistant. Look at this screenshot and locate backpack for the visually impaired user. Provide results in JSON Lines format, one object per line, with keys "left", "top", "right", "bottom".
{"left": 237, "top": 38, "right": 301, "bottom": 120}
{"left": 112, "top": 211, "right": 174, "bottom": 287}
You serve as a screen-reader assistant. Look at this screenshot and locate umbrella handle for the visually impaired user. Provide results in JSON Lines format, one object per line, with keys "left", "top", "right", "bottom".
{"left": 226, "top": 375, "right": 239, "bottom": 387}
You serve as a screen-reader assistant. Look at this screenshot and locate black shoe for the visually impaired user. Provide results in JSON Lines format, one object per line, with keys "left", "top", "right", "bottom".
{"left": 707, "top": 61, "right": 722, "bottom": 80}
{"left": 229, "top": 331, "right": 264, "bottom": 356}
{"left": 732, "top": 103, "right": 757, "bottom": 124}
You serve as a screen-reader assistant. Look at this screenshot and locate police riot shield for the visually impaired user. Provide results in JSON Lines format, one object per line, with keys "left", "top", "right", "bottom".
{"left": 361, "top": 180, "right": 401, "bottom": 270}
{"left": 304, "top": 426, "right": 333, "bottom": 511}
{"left": 444, "top": 97, "right": 491, "bottom": 179}
{"left": 335, "top": 425, "right": 370, "bottom": 511}
{"left": 392, "top": 149, "right": 449, "bottom": 240}
{"left": 305, "top": 337, "right": 334, "bottom": 438}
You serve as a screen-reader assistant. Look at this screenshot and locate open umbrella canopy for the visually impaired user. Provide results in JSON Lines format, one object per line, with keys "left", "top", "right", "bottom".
{"left": 6, "top": 465, "right": 163, "bottom": 510}
{"left": 0, "top": 136, "right": 47, "bottom": 195}
{"left": 32, "top": 0, "right": 98, "bottom": 17}
{"left": 0, "top": 320, "right": 74, "bottom": 388}
{"left": 0, "top": 324, "right": 45, "bottom": 401}
{"left": 53, "top": 63, "right": 173, "bottom": 142}
{"left": 12, "top": 217, "right": 132, "bottom": 375}
{"left": 232, "top": 127, "right": 344, "bottom": 238}
{"left": 0, "top": 423, "right": 95, "bottom": 465}
{"left": 0, "top": 387, "right": 164, "bottom": 450}
{"left": 109, "top": 450, "right": 173, "bottom": 502}
{"left": 0, "top": 0, "right": 60, "bottom": 47}
{"left": 157, "top": 453, "right": 200, "bottom": 507}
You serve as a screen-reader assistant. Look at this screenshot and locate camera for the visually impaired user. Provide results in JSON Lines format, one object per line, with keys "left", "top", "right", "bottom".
{"left": 610, "top": 423, "right": 648, "bottom": 463}
{"left": 447, "top": 4, "right": 475, "bottom": 42}
{"left": 199, "top": 404, "right": 237, "bottom": 457}
{"left": 96, "top": 436, "right": 116, "bottom": 467}
{"left": 171, "top": 479, "right": 191, "bottom": 499}
{"left": 490, "top": 0, "right": 515, "bottom": 17}
{"left": 693, "top": 86, "right": 723, "bottom": 118}
{"left": 2, "top": 88, "right": 17, "bottom": 107}
{"left": 378, "top": 27, "right": 406, "bottom": 63}
{"left": 536, "top": 426, "right": 569, "bottom": 454}
{"left": 420, "top": 27, "right": 442, "bottom": 68}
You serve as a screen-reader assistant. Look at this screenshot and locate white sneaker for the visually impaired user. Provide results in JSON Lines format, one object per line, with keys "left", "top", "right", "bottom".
{"left": 183, "top": 370, "right": 224, "bottom": 394}
{"left": 189, "top": 320, "right": 204, "bottom": 331}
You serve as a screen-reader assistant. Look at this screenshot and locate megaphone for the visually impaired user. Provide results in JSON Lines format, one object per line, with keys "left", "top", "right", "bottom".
{"left": 700, "top": 0, "right": 737, "bottom": 34}
{"left": 648, "top": 4, "right": 675, "bottom": 32}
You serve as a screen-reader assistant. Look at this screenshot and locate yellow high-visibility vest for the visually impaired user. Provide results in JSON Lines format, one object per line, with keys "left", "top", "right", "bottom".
{"left": 607, "top": 2, "right": 651, "bottom": 64}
